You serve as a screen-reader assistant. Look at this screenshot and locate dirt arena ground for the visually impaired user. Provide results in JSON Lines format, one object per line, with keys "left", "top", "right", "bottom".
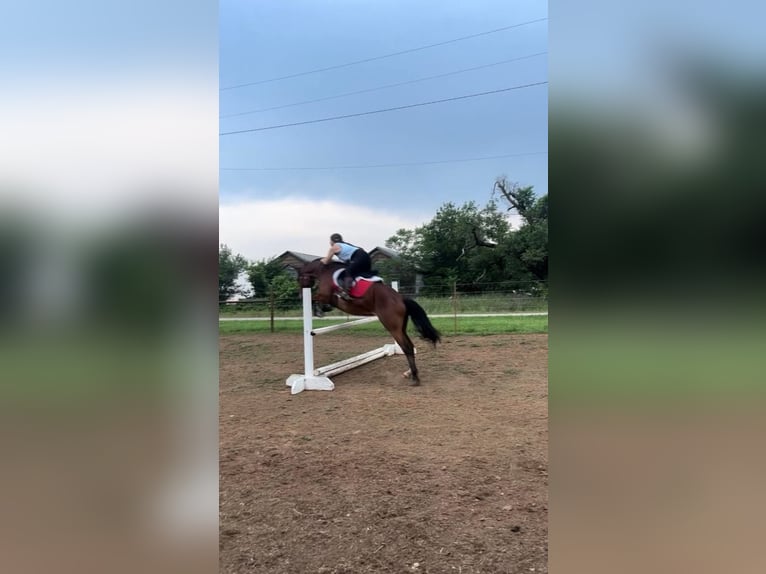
{"left": 220, "top": 332, "right": 548, "bottom": 573}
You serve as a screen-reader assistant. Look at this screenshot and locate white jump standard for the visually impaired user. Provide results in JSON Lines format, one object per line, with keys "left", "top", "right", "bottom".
{"left": 286, "top": 284, "right": 404, "bottom": 394}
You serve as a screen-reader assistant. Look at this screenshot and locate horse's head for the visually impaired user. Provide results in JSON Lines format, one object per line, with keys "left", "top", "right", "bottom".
{"left": 297, "top": 259, "right": 323, "bottom": 289}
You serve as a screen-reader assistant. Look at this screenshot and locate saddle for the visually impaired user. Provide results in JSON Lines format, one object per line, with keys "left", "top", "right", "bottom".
{"left": 331, "top": 269, "right": 383, "bottom": 298}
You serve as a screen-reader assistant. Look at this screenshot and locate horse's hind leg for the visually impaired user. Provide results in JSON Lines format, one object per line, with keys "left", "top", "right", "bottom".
{"left": 403, "top": 346, "right": 419, "bottom": 386}
{"left": 376, "top": 295, "right": 420, "bottom": 385}
{"left": 388, "top": 327, "right": 420, "bottom": 385}
{"left": 378, "top": 313, "right": 420, "bottom": 386}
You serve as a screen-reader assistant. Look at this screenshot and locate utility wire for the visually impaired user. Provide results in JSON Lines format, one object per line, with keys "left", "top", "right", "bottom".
{"left": 219, "top": 81, "right": 548, "bottom": 136}
{"left": 220, "top": 52, "right": 547, "bottom": 119}
{"left": 220, "top": 18, "right": 548, "bottom": 91}
{"left": 221, "top": 151, "right": 547, "bottom": 171}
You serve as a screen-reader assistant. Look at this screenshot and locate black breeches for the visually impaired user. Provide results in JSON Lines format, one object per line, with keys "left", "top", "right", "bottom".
{"left": 345, "top": 249, "right": 371, "bottom": 278}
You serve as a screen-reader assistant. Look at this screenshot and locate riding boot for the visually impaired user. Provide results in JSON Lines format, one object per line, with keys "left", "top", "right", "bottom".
{"left": 338, "top": 276, "right": 353, "bottom": 300}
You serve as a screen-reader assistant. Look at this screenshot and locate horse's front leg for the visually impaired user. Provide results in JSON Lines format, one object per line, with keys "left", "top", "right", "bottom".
{"left": 313, "top": 291, "right": 334, "bottom": 306}
{"left": 311, "top": 284, "right": 332, "bottom": 302}
{"left": 312, "top": 291, "right": 338, "bottom": 316}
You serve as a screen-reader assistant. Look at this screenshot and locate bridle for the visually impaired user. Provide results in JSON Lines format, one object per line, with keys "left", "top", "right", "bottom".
{"left": 298, "top": 270, "right": 316, "bottom": 289}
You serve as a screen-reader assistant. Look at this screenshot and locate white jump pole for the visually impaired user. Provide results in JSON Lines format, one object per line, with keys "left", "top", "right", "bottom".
{"left": 285, "top": 288, "right": 335, "bottom": 395}
{"left": 315, "top": 344, "right": 399, "bottom": 378}
{"left": 286, "top": 281, "right": 404, "bottom": 394}
{"left": 310, "top": 315, "right": 379, "bottom": 336}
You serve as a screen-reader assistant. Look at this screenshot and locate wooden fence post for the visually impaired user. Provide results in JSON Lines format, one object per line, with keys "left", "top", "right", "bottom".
{"left": 269, "top": 290, "right": 275, "bottom": 333}
{"left": 452, "top": 281, "right": 458, "bottom": 335}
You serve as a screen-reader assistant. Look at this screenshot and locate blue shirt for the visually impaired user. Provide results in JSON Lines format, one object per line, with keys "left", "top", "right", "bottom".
{"left": 335, "top": 242, "right": 358, "bottom": 263}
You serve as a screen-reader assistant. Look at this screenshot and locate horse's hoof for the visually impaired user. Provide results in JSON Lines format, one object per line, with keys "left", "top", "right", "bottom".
{"left": 409, "top": 378, "right": 420, "bottom": 386}
{"left": 402, "top": 369, "right": 412, "bottom": 379}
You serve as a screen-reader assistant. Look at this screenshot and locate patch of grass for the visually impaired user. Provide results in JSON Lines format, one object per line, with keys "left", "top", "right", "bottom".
{"left": 219, "top": 293, "right": 547, "bottom": 317}
{"left": 433, "top": 316, "right": 547, "bottom": 335}
{"left": 415, "top": 293, "right": 547, "bottom": 314}
{"left": 219, "top": 315, "right": 548, "bottom": 336}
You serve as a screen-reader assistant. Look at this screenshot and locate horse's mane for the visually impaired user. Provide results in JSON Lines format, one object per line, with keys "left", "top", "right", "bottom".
{"left": 310, "top": 257, "right": 342, "bottom": 267}
{"left": 304, "top": 258, "right": 343, "bottom": 273}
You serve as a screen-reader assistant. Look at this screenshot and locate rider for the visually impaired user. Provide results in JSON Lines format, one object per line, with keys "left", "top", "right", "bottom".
{"left": 320, "top": 233, "right": 372, "bottom": 300}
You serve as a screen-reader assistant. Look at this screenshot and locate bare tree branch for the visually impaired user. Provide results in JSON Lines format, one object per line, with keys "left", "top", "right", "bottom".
{"left": 472, "top": 227, "right": 497, "bottom": 248}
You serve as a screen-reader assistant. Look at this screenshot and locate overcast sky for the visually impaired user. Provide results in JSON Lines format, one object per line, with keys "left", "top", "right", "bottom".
{"left": 219, "top": 0, "right": 548, "bottom": 261}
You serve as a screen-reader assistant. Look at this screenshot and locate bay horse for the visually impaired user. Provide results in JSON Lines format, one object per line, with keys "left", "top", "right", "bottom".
{"left": 297, "top": 259, "right": 440, "bottom": 385}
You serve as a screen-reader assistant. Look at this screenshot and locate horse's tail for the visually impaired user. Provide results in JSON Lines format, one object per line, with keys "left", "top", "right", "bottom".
{"left": 404, "top": 298, "right": 441, "bottom": 346}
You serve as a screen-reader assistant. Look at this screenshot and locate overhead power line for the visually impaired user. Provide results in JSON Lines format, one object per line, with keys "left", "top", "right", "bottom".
{"left": 220, "top": 18, "right": 548, "bottom": 91}
{"left": 220, "top": 51, "right": 547, "bottom": 119}
{"left": 219, "top": 81, "right": 548, "bottom": 136}
{"left": 220, "top": 151, "right": 547, "bottom": 171}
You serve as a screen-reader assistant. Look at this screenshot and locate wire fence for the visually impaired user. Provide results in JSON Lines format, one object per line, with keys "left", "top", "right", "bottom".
{"left": 219, "top": 282, "right": 548, "bottom": 328}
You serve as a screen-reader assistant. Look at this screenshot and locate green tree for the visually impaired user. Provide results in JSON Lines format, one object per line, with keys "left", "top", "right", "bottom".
{"left": 416, "top": 201, "right": 511, "bottom": 293}
{"left": 493, "top": 178, "right": 548, "bottom": 283}
{"left": 269, "top": 274, "right": 299, "bottom": 310}
{"left": 219, "top": 244, "right": 248, "bottom": 301}
{"left": 247, "top": 257, "right": 286, "bottom": 298}
{"left": 382, "top": 186, "right": 547, "bottom": 295}
{"left": 377, "top": 228, "right": 420, "bottom": 290}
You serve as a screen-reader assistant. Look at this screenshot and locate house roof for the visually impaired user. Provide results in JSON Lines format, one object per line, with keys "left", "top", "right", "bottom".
{"left": 278, "top": 247, "right": 399, "bottom": 262}
{"left": 276, "top": 247, "right": 399, "bottom": 272}
{"left": 276, "top": 250, "right": 322, "bottom": 263}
